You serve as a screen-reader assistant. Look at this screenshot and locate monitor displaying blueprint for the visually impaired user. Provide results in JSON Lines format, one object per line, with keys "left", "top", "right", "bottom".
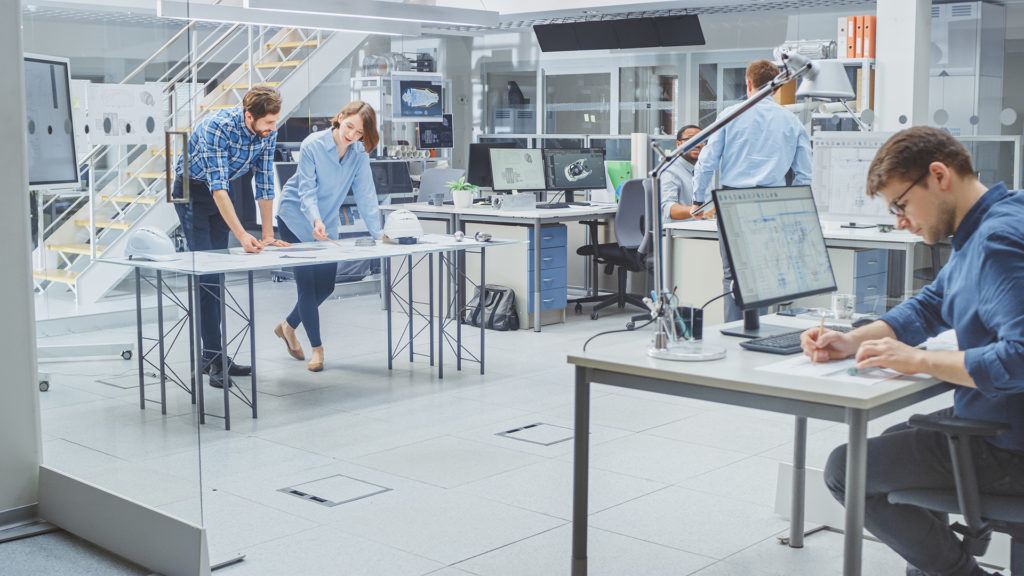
{"left": 24, "top": 55, "right": 79, "bottom": 188}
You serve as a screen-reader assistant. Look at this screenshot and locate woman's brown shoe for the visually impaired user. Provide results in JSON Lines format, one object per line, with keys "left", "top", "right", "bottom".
{"left": 308, "top": 347, "right": 324, "bottom": 372}
{"left": 274, "top": 322, "right": 305, "bottom": 361}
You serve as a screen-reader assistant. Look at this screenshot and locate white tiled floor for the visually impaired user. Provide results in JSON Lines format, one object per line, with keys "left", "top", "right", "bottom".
{"left": 36, "top": 280, "right": 926, "bottom": 575}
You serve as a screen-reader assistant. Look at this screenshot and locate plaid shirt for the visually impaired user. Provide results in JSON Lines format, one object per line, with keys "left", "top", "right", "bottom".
{"left": 174, "top": 107, "right": 277, "bottom": 200}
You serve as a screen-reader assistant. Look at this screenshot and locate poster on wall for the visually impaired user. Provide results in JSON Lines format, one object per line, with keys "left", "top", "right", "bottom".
{"left": 24, "top": 54, "right": 79, "bottom": 189}
{"left": 86, "top": 82, "right": 166, "bottom": 146}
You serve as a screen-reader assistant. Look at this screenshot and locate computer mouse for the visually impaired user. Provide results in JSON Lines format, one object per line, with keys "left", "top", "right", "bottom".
{"left": 852, "top": 317, "right": 876, "bottom": 329}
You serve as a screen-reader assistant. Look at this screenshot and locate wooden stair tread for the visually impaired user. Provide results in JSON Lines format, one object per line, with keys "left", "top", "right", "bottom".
{"left": 75, "top": 219, "right": 131, "bottom": 230}
{"left": 269, "top": 40, "right": 319, "bottom": 50}
{"left": 33, "top": 269, "right": 78, "bottom": 284}
{"left": 221, "top": 81, "right": 280, "bottom": 91}
{"left": 100, "top": 194, "right": 158, "bottom": 205}
{"left": 127, "top": 172, "right": 165, "bottom": 179}
{"left": 46, "top": 243, "right": 107, "bottom": 256}
{"left": 199, "top": 104, "right": 237, "bottom": 111}
{"left": 255, "top": 60, "right": 303, "bottom": 69}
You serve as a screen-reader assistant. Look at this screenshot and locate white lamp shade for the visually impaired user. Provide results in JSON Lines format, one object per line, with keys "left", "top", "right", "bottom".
{"left": 796, "top": 60, "right": 855, "bottom": 100}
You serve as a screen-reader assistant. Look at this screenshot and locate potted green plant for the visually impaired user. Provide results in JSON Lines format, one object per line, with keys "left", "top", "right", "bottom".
{"left": 446, "top": 176, "right": 477, "bottom": 208}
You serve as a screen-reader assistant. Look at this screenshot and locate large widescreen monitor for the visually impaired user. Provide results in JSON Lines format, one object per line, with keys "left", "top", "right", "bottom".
{"left": 543, "top": 149, "right": 606, "bottom": 190}
{"left": 467, "top": 141, "right": 519, "bottom": 188}
{"left": 24, "top": 54, "right": 79, "bottom": 189}
{"left": 489, "top": 149, "right": 546, "bottom": 192}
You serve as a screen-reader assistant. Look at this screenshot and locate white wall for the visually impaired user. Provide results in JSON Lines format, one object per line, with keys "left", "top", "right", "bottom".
{"left": 1, "top": 0, "right": 42, "bottom": 515}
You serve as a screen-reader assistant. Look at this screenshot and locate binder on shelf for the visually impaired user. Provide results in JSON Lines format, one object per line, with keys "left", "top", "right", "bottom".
{"left": 853, "top": 15, "right": 864, "bottom": 58}
{"left": 846, "top": 15, "right": 856, "bottom": 58}
{"left": 863, "top": 15, "right": 876, "bottom": 58}
{"left": 838, "top": 17, "right": 849, "bottom": 57}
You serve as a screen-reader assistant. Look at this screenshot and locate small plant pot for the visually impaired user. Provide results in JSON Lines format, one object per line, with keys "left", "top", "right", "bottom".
{"left": 452, "top": 188, "right": 474, "bottom": 208}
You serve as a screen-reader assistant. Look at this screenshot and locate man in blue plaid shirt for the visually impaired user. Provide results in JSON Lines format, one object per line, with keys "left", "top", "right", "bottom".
{"left": 173, "top": 86, "right": 288, "bottom": 387}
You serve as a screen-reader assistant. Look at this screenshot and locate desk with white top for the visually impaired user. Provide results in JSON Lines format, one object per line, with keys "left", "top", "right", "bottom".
{"left": 384, "top": 202, "right": 619, "bottom": 331}
{"left": 568, "top": 315, "right": 950, "bottom": 576}
{"left": 105, "top": 234, "right": 517, "bottom": 429}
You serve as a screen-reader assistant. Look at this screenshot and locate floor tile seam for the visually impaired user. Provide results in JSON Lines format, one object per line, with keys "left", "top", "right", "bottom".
{"left": 693, "top": 527, "right": 805, "bottom": 576}
{"left": 44, "top": 437, "right": 133, "bottom": 466}
{"left": 444, "top": 522, "right": 571, "bottom": 568}
{"left": 198, "top": 490, "right": 325, "bottom": 534}
{"left": 445, "top": 485, "right": 577, "bottom": 522}
{"left": 665, "top": 452, "right": 778, "bottom": 487}
{"left": 321, "top": 516, "right": 509, "bottom": 567}
{"left": 582, "top": 524, "right": 732, "bottom": 561}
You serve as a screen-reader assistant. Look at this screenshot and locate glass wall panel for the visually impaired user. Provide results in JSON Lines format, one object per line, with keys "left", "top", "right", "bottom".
{"left": 544, "top": 73, "right": 610, "bottom": 134}
{"left": 619, "top": 66, "right": 677, "bottom": 136}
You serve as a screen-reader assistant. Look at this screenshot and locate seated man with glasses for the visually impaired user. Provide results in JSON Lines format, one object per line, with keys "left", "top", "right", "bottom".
{"left": 801, "top": 126, "right": 1024, "bottom": 576}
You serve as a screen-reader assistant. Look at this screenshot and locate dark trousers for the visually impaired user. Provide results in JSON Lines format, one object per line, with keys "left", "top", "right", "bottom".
{"left": 174, "top": 178, "right": 229, "bottom": 362}
{"left": 277, "top": 218, "right": 337, "bottom": 348}
{"left": 825, "top": 407, "right": 1024, "bottom": 576}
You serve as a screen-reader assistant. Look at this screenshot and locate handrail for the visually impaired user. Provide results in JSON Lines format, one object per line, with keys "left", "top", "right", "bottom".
{"left": 122, "top": 21, "right": 200, "bottom": 86}
{"left": 163, "top": 24, "right": 246, "bottom": 93}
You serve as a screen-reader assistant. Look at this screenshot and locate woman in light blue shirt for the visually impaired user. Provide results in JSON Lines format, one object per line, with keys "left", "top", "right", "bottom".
{"left": 273, "top": 101, "right": 382, "bottom": 372}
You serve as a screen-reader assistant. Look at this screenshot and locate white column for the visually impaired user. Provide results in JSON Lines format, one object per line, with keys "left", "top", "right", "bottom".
{"left": 874, "top": 0, "right": 932, "bottom": 131}
{"left": 0, "top": 1, "right": 42, "bottom": 516}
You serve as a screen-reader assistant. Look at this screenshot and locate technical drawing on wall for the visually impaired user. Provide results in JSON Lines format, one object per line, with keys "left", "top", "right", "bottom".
{"left": 24, "top": 55, "right": 78, "bottom": 187}
{"left": 811, "top": 131, "right": 896, "bottom": 225}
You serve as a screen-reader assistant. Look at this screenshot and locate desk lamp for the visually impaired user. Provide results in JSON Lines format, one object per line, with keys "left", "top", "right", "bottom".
{"left": 643, "top": 51, "right": 818, "bottom": 362}
{"left": 795, "top": 59, "right": 870, "bottom": 132}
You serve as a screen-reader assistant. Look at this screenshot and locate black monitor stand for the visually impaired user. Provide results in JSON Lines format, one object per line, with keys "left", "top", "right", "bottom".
{"left": 564, "top": 190, "right": 576, "bottom": 203}
{"left": 720, "top": 309, "right": 795, "bottom": 339}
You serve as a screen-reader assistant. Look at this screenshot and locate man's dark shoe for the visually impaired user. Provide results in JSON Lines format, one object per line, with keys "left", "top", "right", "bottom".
{"left": 202, "top": 356, "right": 251, "bottom": 377}
{"left": 206, "top": 364, "right": 234, "bottom": 389}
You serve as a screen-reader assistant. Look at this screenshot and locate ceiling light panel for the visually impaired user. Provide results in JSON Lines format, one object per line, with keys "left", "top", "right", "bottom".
{"left": 245, "top": 0, "right": 499, "bottom": 28}
{"left": 157, "top": 0, "right": 421, "bottom": 36}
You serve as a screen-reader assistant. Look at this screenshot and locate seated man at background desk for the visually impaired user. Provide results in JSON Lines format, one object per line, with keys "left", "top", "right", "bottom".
{"left": 660, "top": 124, "right": 703, "bottom": 222}
{"left": 802, "top": 126, "right": 1024, "bottom": 576}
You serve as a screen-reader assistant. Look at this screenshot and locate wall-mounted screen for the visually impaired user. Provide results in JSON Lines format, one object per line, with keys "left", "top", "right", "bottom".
{"left": 392, "top": 73, "right": 443, "bottom": 121}
{"left": 24, "top": 54, "right": 79, "bottom": 189}
{"left": 417, "top": 114, "right": 453, "bottom": 149}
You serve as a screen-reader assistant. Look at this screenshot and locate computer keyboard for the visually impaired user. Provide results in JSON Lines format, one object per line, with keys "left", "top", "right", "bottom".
{"left": 740, "top": 325, "right": 853, "bottom": 355}
{"left": 536, "top": 202, "right": 570, "bottom": 209}
{"left": 567, "top": 201, "right": 591, "bottom": 206}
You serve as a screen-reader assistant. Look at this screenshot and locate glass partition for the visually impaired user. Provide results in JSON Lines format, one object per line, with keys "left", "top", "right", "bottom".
{"left": 619, "top": 66, "right": 677, "bottom": 136}
{"left": 543, "top": 73, "right": 611, "bottom": 134}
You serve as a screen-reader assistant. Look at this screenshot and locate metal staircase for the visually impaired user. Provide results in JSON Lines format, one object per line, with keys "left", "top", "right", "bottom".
{"left": 33, "top": 23, "right": 369, "bottom": 305}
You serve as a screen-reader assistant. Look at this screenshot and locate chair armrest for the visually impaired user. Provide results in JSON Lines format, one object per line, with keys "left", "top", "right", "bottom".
{"left": 908, "top": 414, "right": 1009, "bottom": 438}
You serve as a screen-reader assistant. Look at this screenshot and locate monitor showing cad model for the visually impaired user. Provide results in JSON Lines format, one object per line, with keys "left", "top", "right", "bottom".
{"left": 715, "top": 186, "right": 836, "bottom": 310}
{"left": 490, "top": 148, "right": 546, "bottom": 191}
{"left": 392, "top": 74, "right": 443, "bottom": 121}
{"left": 24, "top": 55, "right": 79, "bottom": 188}
{"left": 812, "top": 132, "right": 896, "bottom": 225}
{"left": 543, "top": 149, "right": 607, "bottom": 190}
{"left": 417, "top": 114, "right": 453, "bottom": 149}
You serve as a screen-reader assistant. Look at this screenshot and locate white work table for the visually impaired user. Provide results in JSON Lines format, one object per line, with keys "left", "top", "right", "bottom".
{"left": 664, "top": 219, "right": 926, "bottom": 299}
{"left": 103, "top": 234, "right": 519, "bottom": 429}
{"left": 568, "top": 314, "right": 950, "bottom": 576}
{"left": 384, "top": 202, "right": 620, "bottom": 331}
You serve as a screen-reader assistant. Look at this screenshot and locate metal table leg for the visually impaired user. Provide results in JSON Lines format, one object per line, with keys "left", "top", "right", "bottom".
{"left": 479, "top": 246, "right": 485, "bottom": 375}
{"left": 194, "top": 275, "right": 206, "bottom": 425}
{"left": 843, "top": 408, "right": 868, "bottom": 576}
{"left": 220, "top": 275, "right": 230, "bottom": 431}
{"left": 571, "top": 366, "right": 591, "bottom": 576}
{"left": 438, "top": 252, "right": 445, "bottom": 379}
{"left": 248, "top": 271, "right": 257, "bottom": 419}
{"left": 407, "top": 255, "right": 414, "bottom": 363}
{"left": 386, "top": 257, "right": 393, "bottom": 370}
{"left": 187, "top": 276, "right": 196, "bottom": 404}
{"left": 456, "top": 248, "right": 462, "bottom": 371}
{"left": 533, "top": 219, "right": 542, "bottom": 332}
{"left": 135, "top": 269, "right": 145, "bottom": 410}
{"left": 429, "top": 254, "right": 434, "bottom": 367}
{"left": 157, "top": 270, "right": 167, "bottom": 415}
{"left": 789, "top": 415, "right": 807, "bottom": 548}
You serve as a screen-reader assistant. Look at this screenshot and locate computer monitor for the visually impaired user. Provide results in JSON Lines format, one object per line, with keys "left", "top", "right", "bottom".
{"left": 543, "top": 149, "right": 607, "bottom": 197}
{"left": 714, "top": 185, "right": 837, "bottom": 338}
{"left": 369, "top": 160, "right": 414, "bottom": 197}
{"left": 467, "top": 141, "right": 518, "bottom": 188}
{"left": 24, "top": 55, "right": 78, "bottom": 189}
{"left": 417, "top": 114, "right": 453, "bottom": 149}
{"left": 489, "top": 148, "right": 546, "bottom": 192}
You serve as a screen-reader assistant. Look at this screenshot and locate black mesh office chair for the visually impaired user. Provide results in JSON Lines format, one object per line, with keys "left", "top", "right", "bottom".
{"left": 888, "top": 413, "right": 1024, "bottom": 575}
{"left": 574, "top": 178, "right": 648, "bottom": 320}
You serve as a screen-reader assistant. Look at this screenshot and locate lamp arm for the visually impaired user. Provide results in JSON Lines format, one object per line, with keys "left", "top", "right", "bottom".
{"left": 839, "top": 100, "right": 871, "bottom": 131}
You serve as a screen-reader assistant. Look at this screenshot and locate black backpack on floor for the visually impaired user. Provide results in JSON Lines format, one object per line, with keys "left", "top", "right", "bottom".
{"left": 462, "top": 284, "right": 520, "bottom": 331}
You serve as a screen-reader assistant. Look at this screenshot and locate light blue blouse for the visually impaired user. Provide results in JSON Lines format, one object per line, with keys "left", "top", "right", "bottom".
{"left": 277, "top": 129, "right": 382, "bottom": 242}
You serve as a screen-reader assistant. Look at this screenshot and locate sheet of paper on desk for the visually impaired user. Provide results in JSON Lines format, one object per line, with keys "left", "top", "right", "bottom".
{"left": 757, "top": 355, "right": 901, "bottom": 386}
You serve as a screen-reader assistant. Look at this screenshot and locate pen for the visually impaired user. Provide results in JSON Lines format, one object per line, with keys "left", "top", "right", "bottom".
{"left": 816, "top": 311, "right": 826, "bottom": 346}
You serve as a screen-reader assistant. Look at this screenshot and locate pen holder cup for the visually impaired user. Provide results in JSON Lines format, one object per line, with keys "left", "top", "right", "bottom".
{"left": 676, "top": 306, "right": 704, "bottom": 341}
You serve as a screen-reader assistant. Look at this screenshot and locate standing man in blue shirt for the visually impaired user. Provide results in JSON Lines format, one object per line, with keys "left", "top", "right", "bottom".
{"left": 173, "top": 86, "right": 288, "bottom": 388}
{"left": 802, "top": 127, "right": 1024, "bottom": 576}
{"left": 660, "top": 124, "right": 703, "bottom": 222}
{"left": 692, "top": 59, "right": 812, "bottom": 320}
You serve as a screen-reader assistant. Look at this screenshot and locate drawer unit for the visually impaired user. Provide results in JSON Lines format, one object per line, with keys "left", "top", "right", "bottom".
{"left": 535, "top": 225, "right": 567, "bottom": 249}
{"left": 527, "top": 246, "right": 568, "bottom": 271}
{"left": 528, "top": 284, "right": 569, "bottom": 312}
{"left": 854, "top": 272, "right": 887, "bottom": 314}
{"left": 854, "top": 249, "right": 888, "bottom": 278}
{"left": 528, "top": 266, "right": 567, "bottom": 291}
{"left": 528, "top": 224, "right": 568, "bottom": 313}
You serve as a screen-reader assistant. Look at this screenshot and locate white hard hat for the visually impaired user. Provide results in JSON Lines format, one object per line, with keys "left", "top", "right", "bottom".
{"left": 126, "top": 226, "right": 178, "bottom": 261}
{"left": 382, "top": 209, "right": 424, "bottom": 243}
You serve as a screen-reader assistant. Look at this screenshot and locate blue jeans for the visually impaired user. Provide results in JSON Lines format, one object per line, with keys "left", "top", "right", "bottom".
{"left": 825, "top": 407, "right": 1024, "bottom": 576}
{"left": 277, "top": 218, "right": 337, "bottom": 348}
{"left": 174, "top": 178, "right": 228, "bottom": 362}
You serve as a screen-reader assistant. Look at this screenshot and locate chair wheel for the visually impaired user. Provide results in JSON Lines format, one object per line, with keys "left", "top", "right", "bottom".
{"left": 121, "top": 350, "right": 133, "bottom": 361}
{"left": 625, "top": 322, "right": 635, "bottom": 330}
{"left": 574, "top": 303, "right": 583, "bottom": 314}
{"left": 590, "top": 312, "right": 599, "bottom": 320}
{"left": 39, "top": 380, "right": 50, "bottom": 392}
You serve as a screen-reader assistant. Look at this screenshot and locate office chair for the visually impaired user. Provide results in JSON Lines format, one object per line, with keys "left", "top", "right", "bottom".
{"left": 574, "top": 178, "right": 648, "bottom": 320}
{"left": 887, "top": 413, "right": 1024, "bottom": 575}
{"left": 416, "top": 168, "right": 466, "bottom": 203}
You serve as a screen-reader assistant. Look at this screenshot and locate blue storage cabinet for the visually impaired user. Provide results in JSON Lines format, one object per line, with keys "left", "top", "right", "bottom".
{"left": 853, "top": 249, "right": 888, "bottom": 314}
{"left": 527, "top": 224, "right": 568, "bottom": 313}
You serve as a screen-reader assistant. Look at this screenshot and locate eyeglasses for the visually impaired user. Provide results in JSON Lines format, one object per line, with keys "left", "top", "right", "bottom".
{"left": 888, "top": 172, "right": 928, "bottom": 217}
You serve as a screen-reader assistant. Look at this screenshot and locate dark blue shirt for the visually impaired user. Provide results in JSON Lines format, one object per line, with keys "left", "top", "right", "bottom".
{"left": 174, "top": 107, "right": 276, "bottom": 199}
{"left": 880, "top": 182, "right": 1024, "bottom": 452}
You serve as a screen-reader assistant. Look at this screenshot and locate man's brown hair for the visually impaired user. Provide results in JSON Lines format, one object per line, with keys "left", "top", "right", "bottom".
{"left": 242, "top": 86, "right": 282, "bottom": 120}
{"left": 332, "top": 101, "right": 379, "bottom": 152}
{"left": 746, "top": 60, "right": 779, "bottom": 91}
{"left": 866, "top": 126, "right": 976, "bottom": 197}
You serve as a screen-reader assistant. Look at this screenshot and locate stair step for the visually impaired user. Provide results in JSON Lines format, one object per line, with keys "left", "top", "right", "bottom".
{"left": 33, "top": 269, "right": 78, "bottom": 284}
{"left": 100, "top": 194, "right": 158, "bottom": 205}
{"left": 75, "top": 219, "right": 132, "bottom": 230}
{"left": 221, "top": 81, "right": 280, "bottom": 91}
{"left": 46, "top": 243, "right": 107, "bottom": 256}
{"left": 255, "top": 60, "right": 303, "bottom": 69}
{"left": 269, "top": 40, "right": 319, "bottom": 50}
{"left": 199, "top": 103, "right": 238, "bottom": 112}
{"left": 127, "top": 172, "right": 165, "bottom": 179}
